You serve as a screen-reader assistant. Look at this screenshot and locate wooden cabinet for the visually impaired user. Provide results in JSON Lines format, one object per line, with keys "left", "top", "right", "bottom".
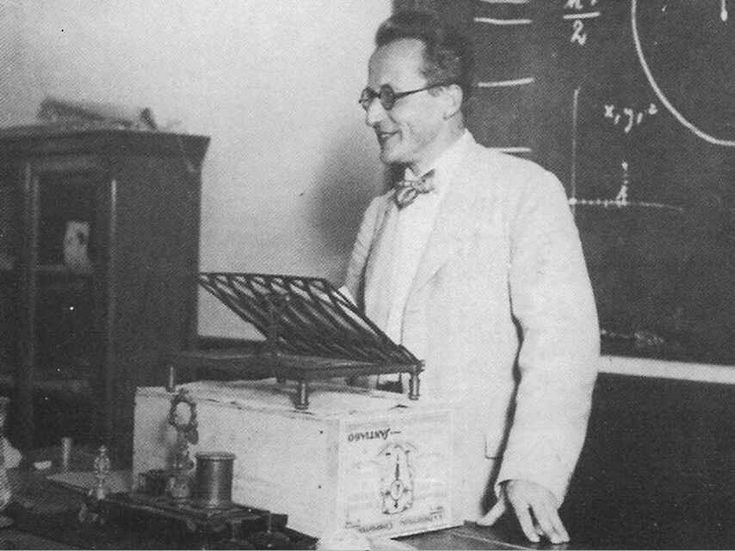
{"left": 0, "top": 126, "right": 209, "bottom": 463}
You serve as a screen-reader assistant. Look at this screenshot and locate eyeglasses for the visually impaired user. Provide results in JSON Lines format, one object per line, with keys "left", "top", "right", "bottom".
{"left": 358, "top": 82, "right": 454, "bottom": 111}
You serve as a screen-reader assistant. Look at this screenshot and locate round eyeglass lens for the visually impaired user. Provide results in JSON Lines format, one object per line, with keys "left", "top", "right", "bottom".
{"left": 378, "top": 86, "right": 396, "bottom": 110}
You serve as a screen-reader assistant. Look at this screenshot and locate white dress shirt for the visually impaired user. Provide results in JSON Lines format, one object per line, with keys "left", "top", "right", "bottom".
{"left": 384, "top": 130, "right": 472, "bottom": 343}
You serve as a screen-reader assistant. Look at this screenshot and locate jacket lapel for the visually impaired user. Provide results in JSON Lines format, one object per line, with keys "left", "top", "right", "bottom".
{"left": 408, "top": 142, "right": 485, "bottom": 297}
{"left": 363, "top": 197, "right": 399, "bottom": 323}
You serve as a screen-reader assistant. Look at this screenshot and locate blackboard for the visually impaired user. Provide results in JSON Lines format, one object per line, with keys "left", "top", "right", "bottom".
{"left": 396, "top": 0, "right": 735, "bottom": 365}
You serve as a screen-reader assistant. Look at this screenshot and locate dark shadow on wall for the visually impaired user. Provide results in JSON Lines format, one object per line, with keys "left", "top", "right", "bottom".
{"left": 309, "top": 127, "right": 388, "bottom": 285}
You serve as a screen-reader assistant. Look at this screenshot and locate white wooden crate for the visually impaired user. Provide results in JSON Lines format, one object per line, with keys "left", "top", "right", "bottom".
{"left": 133, "top": 379, "right": 460, "bottom": 539}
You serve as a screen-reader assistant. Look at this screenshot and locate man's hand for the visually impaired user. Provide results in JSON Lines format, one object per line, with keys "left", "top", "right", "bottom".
{"left": 476, "top": 479, "right": 569, "bottom": 544}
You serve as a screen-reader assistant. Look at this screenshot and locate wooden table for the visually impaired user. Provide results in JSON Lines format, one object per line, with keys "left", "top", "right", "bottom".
{"left": 0, "top": 458, "right": 559, "bottom": 550}
{"left": 399, "top": 522, "right": 545, "bottom": 550}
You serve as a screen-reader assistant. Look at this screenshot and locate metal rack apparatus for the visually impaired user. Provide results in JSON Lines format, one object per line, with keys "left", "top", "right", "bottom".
{"left": 166, "top": 273, "right": 423, "bottom": 409}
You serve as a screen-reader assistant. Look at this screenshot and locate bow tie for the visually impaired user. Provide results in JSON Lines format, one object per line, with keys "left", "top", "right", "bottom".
{"left": 394, "top": 169, "right": 435, "bottom": 208}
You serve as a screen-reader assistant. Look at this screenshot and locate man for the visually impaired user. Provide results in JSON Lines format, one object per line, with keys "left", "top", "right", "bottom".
{"left": 343, "top": 10, "right": 600, "bottom": 544}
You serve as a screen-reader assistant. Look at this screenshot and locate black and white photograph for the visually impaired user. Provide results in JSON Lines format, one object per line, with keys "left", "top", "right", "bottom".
{"left": 0, "top": 1, "right": 733, "bottom": 549}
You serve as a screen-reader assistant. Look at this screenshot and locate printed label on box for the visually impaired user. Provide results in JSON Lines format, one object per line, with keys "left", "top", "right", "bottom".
{"left": 337, "top": 410, "right": 453, "bottom": 537}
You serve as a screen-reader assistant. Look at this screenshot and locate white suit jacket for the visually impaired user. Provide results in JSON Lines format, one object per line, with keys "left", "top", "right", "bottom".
{"left": 344, "top": 135, "right": 600, "bottom": 508}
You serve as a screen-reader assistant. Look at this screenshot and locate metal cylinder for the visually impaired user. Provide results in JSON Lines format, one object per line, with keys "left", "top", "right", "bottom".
{"left": 60, "top": 437, "right": 73, "bottom": 472}
{"left": 194, "top": 451, "right": 236, "bottom": 508}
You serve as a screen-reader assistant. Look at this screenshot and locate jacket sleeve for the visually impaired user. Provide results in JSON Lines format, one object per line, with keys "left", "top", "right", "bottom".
{"left": 495, "top": 169, "right": 600, "bottom": 504}
{"left": 343, "top": 196, "right": 384, "bottom": 305}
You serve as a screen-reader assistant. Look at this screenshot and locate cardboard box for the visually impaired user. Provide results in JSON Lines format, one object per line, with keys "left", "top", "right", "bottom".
{"left": 133, "top": 379, "right": 460, "bottom": 538}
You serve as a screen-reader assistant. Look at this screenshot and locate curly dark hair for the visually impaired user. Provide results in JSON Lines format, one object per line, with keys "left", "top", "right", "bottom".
{"left": 375, "top": 10, "right": 474, "bottom": 104}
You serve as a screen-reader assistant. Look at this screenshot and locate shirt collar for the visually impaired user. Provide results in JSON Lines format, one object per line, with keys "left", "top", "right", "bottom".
{"left": 403, "top": 130, "right": 472, "bottom": 191}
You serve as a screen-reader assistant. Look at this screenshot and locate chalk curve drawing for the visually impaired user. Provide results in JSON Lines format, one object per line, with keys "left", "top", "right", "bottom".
{"left": 631, "top": 0, "right": 735, "bottom": 147}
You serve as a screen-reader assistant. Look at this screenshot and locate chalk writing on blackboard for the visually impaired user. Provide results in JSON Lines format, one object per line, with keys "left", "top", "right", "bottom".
{"left": 489, "top": 147, "right": 532, "bottom": 154}
{"left": 563, "top": 0, "right": 601, "bottom": 46}
{"left": 631, "top": 0, "right": 735, "bottom": 147}
{"left": 477, "top": 77, "right": 534, "bottom": 88}
{"left": 569, "top": 159, "right": 685, "bottom": 213}
{"left": 603, "top": 103, "right": 658, "bottom": 135}
{"left": 568, "top": 81, "right": 684, "bottom": 214}
{"left": 474, "top": 16, "right": 531, "bottom": 25}
{"left": 401, "top": 0, "right": 735, "bottom": 364}
{"left": 478, "top": 0, "right": 529, "bottom": 4}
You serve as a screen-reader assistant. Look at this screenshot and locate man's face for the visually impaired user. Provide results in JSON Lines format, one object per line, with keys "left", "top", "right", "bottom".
{"left": 365, "top": 39, "right": 449, "bottom": 171}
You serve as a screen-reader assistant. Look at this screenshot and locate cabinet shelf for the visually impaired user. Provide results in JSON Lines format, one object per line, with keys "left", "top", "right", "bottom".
{"left": 37, "top": 265, "right": 92, "bottom": 293}
{"left": 0, "top": 265, "right": 94, "bottom": 290}
{"left": 37, "top": 264, "right": 92, "bottom": 275}
{"left": 0, "top": 372, "right": 91, "bottom": 395}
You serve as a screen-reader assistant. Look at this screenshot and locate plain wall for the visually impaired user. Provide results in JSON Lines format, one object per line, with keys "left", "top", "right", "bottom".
{"left": 0, "top": 0, "right": 391, "bottom": 338}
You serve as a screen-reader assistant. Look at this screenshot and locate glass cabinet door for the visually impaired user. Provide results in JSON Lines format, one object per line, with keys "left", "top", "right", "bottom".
{"left": 14, "top": 159, "right": 108, "bottom": 449}
{"left": 34, "top": 171, "right": 99, "bottom": 383}
{"left": 0, "top": 166, "right": 20, "bottom": 382}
